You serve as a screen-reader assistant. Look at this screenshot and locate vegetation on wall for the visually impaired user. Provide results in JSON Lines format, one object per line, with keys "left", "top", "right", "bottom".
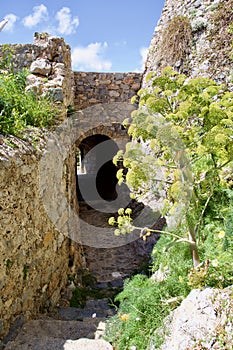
{"left": 157, "top": 16, "right": 192, "bottom": 68}
{"left": 106, "top": 67, "right": 233, "bottom": 349}
{"left": 0, "top": 45, "right": 61, "bottom": 136}
{"left": 208, "top": 0, "right": 233, "bottom": 62}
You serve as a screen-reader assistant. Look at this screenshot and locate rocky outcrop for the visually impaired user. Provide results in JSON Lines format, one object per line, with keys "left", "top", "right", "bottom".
{"left": 150, "top": 286, "right": 233, "bottom": 350}
{"left": 63, "top": 339, "right": 113, "bottom": 350}
{"left": 144, "top": 0, "right": 233, "bottom": 87}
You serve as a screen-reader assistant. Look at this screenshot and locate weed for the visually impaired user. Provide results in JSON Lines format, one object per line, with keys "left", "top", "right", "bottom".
{"left": 6, "top": 259, "right": 13, "bottom": 269}
{"left": 23, "top": 265, "right": 28, "bottom": 280}
{"left": 208, "top": 0, "right": 233, "bottom": 63}
{"left": 157, "top": 16, "right": 192, "bottom": 69}
{"left": 0, "top": 62, "right": 62, "bottom": 136}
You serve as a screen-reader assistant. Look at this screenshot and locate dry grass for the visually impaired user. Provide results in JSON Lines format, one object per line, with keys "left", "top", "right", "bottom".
{"left": 209, "top": 0, "right": 233, "bottom": 59}
{"left": 157, "top": 16, "right": 192, "bottom": 69}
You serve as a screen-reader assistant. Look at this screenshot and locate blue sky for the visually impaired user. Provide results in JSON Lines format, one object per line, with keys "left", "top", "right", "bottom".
{"left": 0, "top": 0, "right": 165, "bottom": 72}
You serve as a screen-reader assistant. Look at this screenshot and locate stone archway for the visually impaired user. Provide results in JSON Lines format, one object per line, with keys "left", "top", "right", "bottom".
{"left": 40, "top": 102, "right": 162, "bottom": 287}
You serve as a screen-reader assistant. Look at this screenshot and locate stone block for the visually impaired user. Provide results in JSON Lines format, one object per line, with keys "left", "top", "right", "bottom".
{"left": 30, "top": 58, "right": 52, "bottom": 76}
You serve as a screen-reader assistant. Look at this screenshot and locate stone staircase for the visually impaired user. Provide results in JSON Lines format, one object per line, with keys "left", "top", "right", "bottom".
{"left": 3, "top": 299, "right": 115, "bottom": 350}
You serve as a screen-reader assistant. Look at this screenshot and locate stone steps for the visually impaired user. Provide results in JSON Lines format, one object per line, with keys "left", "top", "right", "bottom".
{"left": 3, "top": 299, "right": 115, "bottom": 350}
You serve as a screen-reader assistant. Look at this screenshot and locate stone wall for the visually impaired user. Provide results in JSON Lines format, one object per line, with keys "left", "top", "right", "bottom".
{"left": 144, "top": 0, "right": 233, "bottom": 86}
{"left": 74, "top": 72, "right": 142, "bottom": 110}
{"left": 0, "top": 33, "right": 74, "bottom": 115}
{"left": 0, "top": 33, "right": 147, "bottom": 338}
{"left": 0, "top": 134, "right": 84, "bottom": 339}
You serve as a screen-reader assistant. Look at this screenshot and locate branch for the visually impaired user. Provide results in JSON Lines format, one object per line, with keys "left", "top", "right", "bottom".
{"left": 134, "top": 226, "right": 188, "bottom": 241}
{"left": 194, "top": 188, "right": 213, "bottom": 235}
{"left": 217, "top": 158, "right": 232, "bottom": 170}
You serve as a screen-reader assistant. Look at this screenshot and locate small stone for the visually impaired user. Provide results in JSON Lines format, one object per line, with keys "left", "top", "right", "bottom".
{"left": 63, "top": 338, "right": 113, "bottom": 350}
{"left": 109, "top": 90, "right": 120, "bottom": 98}
{"left": 194, "top": 0, "right": 202, "bottom": 8}
{"left": 46, "top": 87, "right": 64, "bottom": 102}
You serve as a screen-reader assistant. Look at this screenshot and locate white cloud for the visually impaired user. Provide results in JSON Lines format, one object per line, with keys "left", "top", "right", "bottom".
{"left": 114, "top": 40, "right": 127, "bottom": 47}
{"left": 55, "top": 7, "right": 79, "bottom": 35}
{"left": 72, "top": 42, "right": 112, "bottom": 71}
{"left": 140, "top": 47, "right": 149, "bottom": 70}
{"left": 22, "top": 4, "right": 48, "bottom": 28}
{"left": 134, "top": 47, "right": 149, "bottom": 72}
{"left": 2, "top": 14, "right": 18, "bottom": 32}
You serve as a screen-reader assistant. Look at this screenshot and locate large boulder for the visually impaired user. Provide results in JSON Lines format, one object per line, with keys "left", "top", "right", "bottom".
{"left": 152, "top": 286, "right": 233, "bottom": 350}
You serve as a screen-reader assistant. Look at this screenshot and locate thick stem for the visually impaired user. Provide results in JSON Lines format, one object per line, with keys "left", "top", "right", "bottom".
{"left": 188, "top": 224, "right": 200, "bottom": 268}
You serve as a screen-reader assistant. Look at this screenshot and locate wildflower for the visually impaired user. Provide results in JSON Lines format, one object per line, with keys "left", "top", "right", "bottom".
{"left": 212, "top": 259, "right": 219, "bottom": 267}
{"left": 125, "top": 208, "right": 132, "bottom": 215}
{"left": 130, "top": 346, "right": 137, "bottom": 350}
{"left": 179, "top": 275, "right": 184, "bottom": 283}
{"left": 218, "top": 230, "right": 226, "bottom": 239}
{"left": 118, "top": 208, "right": 125, "bottom": 215}
{"left": 108, "top": 217, "right": 115, "bottom": 226}
{"left": 119, "top": 313, "right": 129, "bottom": 321}
{"left": 114, "top": 229, "right": 121, "bottom": 236}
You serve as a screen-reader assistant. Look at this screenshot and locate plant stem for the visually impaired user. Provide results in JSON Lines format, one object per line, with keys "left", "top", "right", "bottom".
{"left": 187, "top": 223, "right": 200, "bottom": 267}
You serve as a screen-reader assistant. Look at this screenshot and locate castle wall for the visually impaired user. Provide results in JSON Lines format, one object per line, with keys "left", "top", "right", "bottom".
{"left": 144, "top": 0, "right": 233, "bottom": 87}
{"left": 0, "top": 135, "right": 84, "bottom": 339}
{"left": 74, "top": 71, "right": 142, "bottom": 110}
{"left": 0, "top": 34, "right": 145, "bottom": 337}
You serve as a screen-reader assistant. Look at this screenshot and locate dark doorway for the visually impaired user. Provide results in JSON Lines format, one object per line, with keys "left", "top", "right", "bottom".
{"left": 96, "top": 159, "right": 118, "bottom": 200}
{"left": 76, "top": 134, "right": 119, "bottom": 202}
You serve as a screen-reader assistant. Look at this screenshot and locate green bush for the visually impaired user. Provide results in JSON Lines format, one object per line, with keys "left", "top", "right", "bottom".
{"left": 106, "top": 207, "right": 233, "bottom": 349}
{"left": 105, "top": 237, "right": 193, "bottom": 349}
{"left": 0, "top": 68, "right": 60, "bottom": 136}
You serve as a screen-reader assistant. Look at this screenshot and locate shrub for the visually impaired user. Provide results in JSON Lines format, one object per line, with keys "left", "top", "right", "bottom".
{"left": 0, "top": 54, "right": 61, "bottom": 136}
{"left": 208, "top": 0, "right": 233, "bottom": 62}
{"left": 157, "top": 16, "right": 192, "bottom": 68}
{"left": 106, "top": 204, "right": 233, "bottom": 349}
{"left": 105, "top": 235, "right": 193, "bottom": 349}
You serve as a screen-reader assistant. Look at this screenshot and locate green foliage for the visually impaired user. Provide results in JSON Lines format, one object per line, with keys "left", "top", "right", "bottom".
{"left": 0, "top": 59, "right": 61, "bottom": 136}
{"left": 105, "top": 235, "right": 193, "bottom": 349}
{"left": 70, "top": 287, "right": 87, "bottom": 308}
{"left": 107, "top": 67, "right": 233, "bottom": 349}
{"left": 106, "top": 203, "right": 233, "bottom": 349}
{"left": 6, "top": 259, "right": 13, "bottom": 270}
{"left": 114, "top": 67, "right": 233, "bottom": 265}
{"left": 0, "top": 45, "right": 15, "bottom": 72}
{"left": 23, "top": 264, "right": 28, "bottom": 280}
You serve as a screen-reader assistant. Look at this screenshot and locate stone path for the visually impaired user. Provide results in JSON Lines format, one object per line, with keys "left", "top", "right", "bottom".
{"left": 3, "top": 299, "right": 115, "bottom": 350}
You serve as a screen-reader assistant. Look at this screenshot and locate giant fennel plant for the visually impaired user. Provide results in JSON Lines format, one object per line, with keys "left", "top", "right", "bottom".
{"left": 106, "top": 66, "right": 233, "bottom": 350}
{"left": 110, "top": 67, "right": 233, "bottom": 269}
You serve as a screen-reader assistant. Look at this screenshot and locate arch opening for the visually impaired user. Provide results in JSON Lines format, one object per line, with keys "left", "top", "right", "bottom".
{"left": 76, "top": 134, "right": 119, "bottom": 202}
